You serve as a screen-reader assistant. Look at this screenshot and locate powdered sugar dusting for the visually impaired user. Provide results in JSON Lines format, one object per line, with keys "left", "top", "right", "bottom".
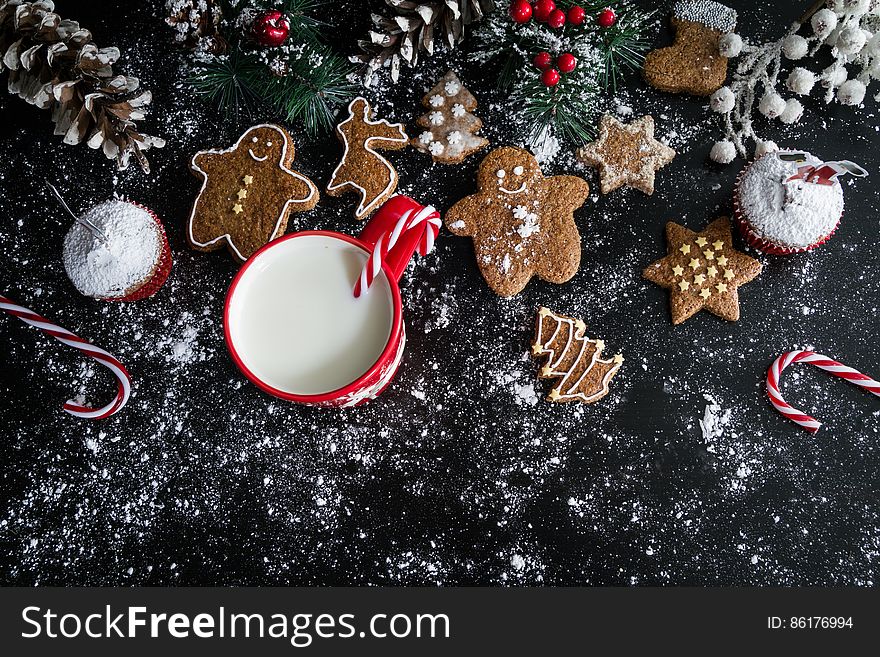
{"left": 738, "top": 152, "right": 844, "bottom": 249}
{"left": 61, "top": 200, "right": 162, "bottom": 298}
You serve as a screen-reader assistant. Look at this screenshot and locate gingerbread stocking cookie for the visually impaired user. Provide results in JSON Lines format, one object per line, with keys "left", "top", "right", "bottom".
{"left": 445, "top": 146, "right": 590, "bottom": 297}
{"left": 327, "top": 97, "right": 409, "bottom": 220}
{"left": 188, "top": 124, "right": 319, "bottom": 262}
{"left": 643, "top": 0, "right": 737, "bottom": 96}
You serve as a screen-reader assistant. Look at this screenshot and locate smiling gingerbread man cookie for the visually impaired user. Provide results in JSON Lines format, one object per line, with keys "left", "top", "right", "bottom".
{"left": 445, "top": 146, "right": 590, "bottom": 297}
{"left": 188, "top": 124, "right": 319, "bottom": 262}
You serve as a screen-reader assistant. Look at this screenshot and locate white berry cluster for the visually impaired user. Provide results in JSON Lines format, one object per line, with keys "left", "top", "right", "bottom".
{"left": 709, "top": 0, "right": 880, "bottom": 163}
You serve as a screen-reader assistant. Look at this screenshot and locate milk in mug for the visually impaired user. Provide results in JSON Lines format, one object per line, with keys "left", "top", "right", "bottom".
{"left": 227, "top": 234, "right": 394, "bottom": 395}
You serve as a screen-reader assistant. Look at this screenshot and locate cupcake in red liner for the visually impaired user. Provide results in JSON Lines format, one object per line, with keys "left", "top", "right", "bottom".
{"left": 733, "top": 151, "right": 845, "bottom": 255}
{"left": 62, "top": 199, "right": 172, "bottom": 301}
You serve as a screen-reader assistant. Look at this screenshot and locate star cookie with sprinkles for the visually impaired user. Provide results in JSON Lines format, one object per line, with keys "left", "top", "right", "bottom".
{"left": 576, "top": 114, "right": 676, "bottom": 195}
{"left": 642, "top": 217, "right": 762, "bottom": 325}
{"left": 531, "top": 307, "right": 623, "bottom": 404}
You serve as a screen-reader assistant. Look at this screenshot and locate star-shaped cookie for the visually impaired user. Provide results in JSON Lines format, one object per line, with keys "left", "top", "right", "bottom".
{"left": 576, "top": 114, "right": 676, "bottom": 195}
{"left": 643, "top": 217, "right": 762, "bottom": 325}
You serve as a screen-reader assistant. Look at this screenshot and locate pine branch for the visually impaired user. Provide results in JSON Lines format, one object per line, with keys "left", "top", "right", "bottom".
{"left": 189, "top": 49, "right": 263, "bottom": 120}
{"left": 279, "top": 0, "right": 326, "bottom": 43}
{"left": 598, "top": 5, "right": 653, "bottom": 92}
{"left": 515, "top": 74, "right": 599, "bottom": 145}
{"left": 257, "top": 43, "right": 358, "bottom": 136}
{"left": 475, "top": 1, "right": 650, "bottom": 148}
{"left": 179, "top": 0, "right": 356, "bottom": 135}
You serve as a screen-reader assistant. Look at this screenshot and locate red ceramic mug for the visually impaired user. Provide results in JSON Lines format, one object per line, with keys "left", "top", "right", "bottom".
{"left": 224, "top": 195, "right": 437, "bottom": 407}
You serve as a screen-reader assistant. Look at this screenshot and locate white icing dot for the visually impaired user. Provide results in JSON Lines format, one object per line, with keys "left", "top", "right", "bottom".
{"left": 266, "top": 141, "right": 273, "bottom": 147}
{"left": 497, "top": 169, "right": 506, "bottom": 178}
{"left": 429, "top": 111, "right": 444, "bottom": 126}
{"left": 444, "top": 80, "right": 460, "bottom": 96}
{"left": 429, "top": 141, "right": 444, "bottom": 156}
{"left": 251, "top": 137, "right": 258, "bottom": 143}
{"left": 451, "top": 103, "right": 465, "bottom": 118}
{"left": 429, "top": 94, "right": 444, "bottom": 107}
{"left": 418, "top": 131, "right": 433, "bottom": 144}
{"left": 513, "top": 166, "right": 524, "bottom": 176}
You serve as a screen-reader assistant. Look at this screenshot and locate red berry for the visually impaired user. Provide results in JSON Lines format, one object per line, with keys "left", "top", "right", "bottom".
{"left": 567, "top": 5, "right": 586, "bottom": 25}
{"left": 508, "top": 0, "right": 533, "bottom": 23}
{"left": 533, "top": 0, "right": 555, "bottom": 22}
{"left": 541, "top": 68, "right": 560, "bottom": 87}
{"left": 252, "top": 9, "right": 290, "bottom": 47}
{"left": 547, "top": 8, "right": 566, "bottom": 28}
{"left": 597, "top": 7, "right": 617, "bottom": 28}
{"left": 557, "top": 52, "right": 576, "bottom": 73}
{"left": 533, "top": 51, "right": 553, "bottom": 70}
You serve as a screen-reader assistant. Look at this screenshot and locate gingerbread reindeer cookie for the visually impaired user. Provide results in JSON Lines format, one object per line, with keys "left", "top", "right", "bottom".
{"left": 188, "top": 124, "right": 319, "bottom": 262}
{"left": 445, "top": 147, "right": 590, "bottom": 297}
{"left": 327, "top": 97, "right": 408, "bottom": 220}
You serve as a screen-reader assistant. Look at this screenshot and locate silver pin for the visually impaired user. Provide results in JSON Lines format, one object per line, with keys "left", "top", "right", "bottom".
{"left": 46, "top": 182, "right": 108, "bottom": 245}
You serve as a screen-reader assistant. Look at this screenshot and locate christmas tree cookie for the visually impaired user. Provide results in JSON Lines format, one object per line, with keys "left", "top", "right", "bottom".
{"left": 532, "top": 307, "right": 623, "bottom": 404}
{"left": 413, "top": 70, "right": 488, "bottom": 164}
{"left": 188, "top": 124, "right": 318, "bottom": 262}
{"left": 445, "top": 146, "right": 589, "bottom": 297}
{"left": 327, "top": 97, "right": 409, "bottom": 220}
{"left": 576, "top": 114, "right": 676, "bottom": 196}
{"left": 643, "top": 217, "right": 762, "bottom": 325}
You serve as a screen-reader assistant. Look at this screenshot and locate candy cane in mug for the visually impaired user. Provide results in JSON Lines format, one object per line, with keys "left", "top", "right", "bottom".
{"left": 766, "top": 350, "right": 880, "bottom": 433}
{"left": 0, "top": 294, "right": 131, "bottom": 419}
{"left": 354, "top": 203, "right": 441, "bottom": 298}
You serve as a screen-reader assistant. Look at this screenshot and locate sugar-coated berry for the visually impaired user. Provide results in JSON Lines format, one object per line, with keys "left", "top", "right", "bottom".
{"left": 542, "top": 68, "right": 561, "bottom": 86}
{"left": 557, "top": 52, "right": 576, "bottom": 73}
{"left": 567, "top": 5, "right": 586, "bottom": 25}
{"left": 709, "top": 140, "right": 736, "bottom": 164}
{"left": 508, "top": 0, "right": 533, "bottom": 24}
{"left": 596, "top": 7, "right": 616, "bottom": 28}
{"left": 533, "top": 51, "right": 553, "bottom": 70}
{"left": 547, "top": 8, "right": 566, "bottom": 28}
{"left": 533, "top": 0, "right": 555, "bottom": 22}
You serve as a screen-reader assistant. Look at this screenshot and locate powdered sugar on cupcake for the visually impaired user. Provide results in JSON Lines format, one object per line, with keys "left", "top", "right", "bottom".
{"left": 62, "top": 200, "right": 163, "bottom": 299}
{"left": 737, "top": 152, "right": 844, "bottom": 250}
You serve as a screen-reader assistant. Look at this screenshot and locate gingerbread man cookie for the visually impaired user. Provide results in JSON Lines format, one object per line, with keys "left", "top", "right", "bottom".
{"left": 445, "top": 147, "right": 590, "bottom": 297}
{"left": 188, "top": 124, "right": 319, "bottom": 262}
{"left": 327, "top": 97, "right": 409, "bottom": 220}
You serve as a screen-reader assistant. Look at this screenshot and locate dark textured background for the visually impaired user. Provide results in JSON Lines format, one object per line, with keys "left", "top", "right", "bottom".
{"left": 0, "top": 0, "right": 878, "bottom": 585}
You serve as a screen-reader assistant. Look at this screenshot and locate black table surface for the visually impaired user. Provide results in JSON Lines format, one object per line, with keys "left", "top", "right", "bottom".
{"left": 1, "top": 0, "right": 878, "bottom": 585}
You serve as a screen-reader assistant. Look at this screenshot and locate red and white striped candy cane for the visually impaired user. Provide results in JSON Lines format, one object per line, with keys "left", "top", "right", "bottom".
{"left": 354, "top": 204, "right": 441, "bottom": 298}
{"left": 0, "top": 294, "right": 131, "bottom": 419}
{"left": 767, "top": 350, "right": 880, "bottom": 433}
